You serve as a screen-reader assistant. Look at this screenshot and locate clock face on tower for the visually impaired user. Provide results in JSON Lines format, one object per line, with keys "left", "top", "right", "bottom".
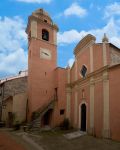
{"left": 40, "top": 48, "right": 52, "bottom": 60}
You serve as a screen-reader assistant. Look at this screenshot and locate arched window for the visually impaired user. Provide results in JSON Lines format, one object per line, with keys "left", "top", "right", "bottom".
{"left": 80, "top": 65, "right": 87, "bottom": 78}
{"left": 42, "top": 29, "right": 49, "bottom": 41}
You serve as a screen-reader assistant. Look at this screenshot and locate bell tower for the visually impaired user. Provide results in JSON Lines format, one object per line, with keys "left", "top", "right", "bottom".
{"left": 26, "top": 9, "right": 59, "bottom": 119}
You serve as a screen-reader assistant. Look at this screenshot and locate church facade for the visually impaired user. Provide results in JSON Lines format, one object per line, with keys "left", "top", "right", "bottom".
{"left": 26, "top": 9, "right": 120, "bottom": 141}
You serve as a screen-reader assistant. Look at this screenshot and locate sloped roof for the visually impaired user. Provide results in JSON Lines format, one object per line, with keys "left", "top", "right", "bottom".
{"left": 0, "top": 70, "right": 28, "bottom": 85}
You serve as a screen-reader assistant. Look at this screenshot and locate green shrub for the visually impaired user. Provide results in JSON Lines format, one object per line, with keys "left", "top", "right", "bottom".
{"left": 60, "top": 118, "right": 70, "bottom": 130}
{"left": 31, "top": 111, "right": 40, "bottom": 120}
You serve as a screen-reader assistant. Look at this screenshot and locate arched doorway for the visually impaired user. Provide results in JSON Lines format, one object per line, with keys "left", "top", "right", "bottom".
{"left": 42, "top": 109, "right": 53, "bottom": 126}
{"left": 81, "top": 104, "right": 86, "bottom": 131}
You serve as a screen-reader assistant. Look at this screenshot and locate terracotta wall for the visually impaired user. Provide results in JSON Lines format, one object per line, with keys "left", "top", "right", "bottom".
{"left": 52, "top": 68, "right": 67, "bottom": 126}
{"left": 28, "top": 38, "right": 57, "bottom": 116}
{"left": 76, "top": 47, "right": 90, "bottom": 80}
{"left": 94, "top": 81, "right": 103, "bottom": 137}
{"left": 93, "top": 44, "right": 103, "bottom": 71}
{"left": 109, "top": 65, "right": 120, "bottom": 141}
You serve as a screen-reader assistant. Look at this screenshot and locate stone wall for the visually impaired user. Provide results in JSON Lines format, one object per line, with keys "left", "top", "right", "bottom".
{"left": 0, "top": 77, "right": 27, "bottom": 101}
{"left": 0, "top": 76, "right": 27, "bottom": 121}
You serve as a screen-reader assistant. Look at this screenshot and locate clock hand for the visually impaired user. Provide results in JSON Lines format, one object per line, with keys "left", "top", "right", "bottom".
{"left": 42, "top": 52, "right": 49, "bottom": 56}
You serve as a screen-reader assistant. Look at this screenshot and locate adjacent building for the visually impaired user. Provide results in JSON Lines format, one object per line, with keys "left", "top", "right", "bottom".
{"left": 0, "top": 71, "right": 27, "bottom": 127}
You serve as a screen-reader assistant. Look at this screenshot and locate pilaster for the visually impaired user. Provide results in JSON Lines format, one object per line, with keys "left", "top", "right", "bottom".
{"left": 75, "top": 58, "right": 78, "bottom": 81}
{"left": 66, "top": 87, "right": 72, "bottom": 120}
{"left": 102, "top": 71, "right": 110, "bottom": 138}
{"left": 74, "top": 86, "right": 78, "bottom": 127}
{"left": 31, "top": 20, "right": 37, "bottom": 38}
{"left": 103, "top": 43, "right": 107, "bottom": 66}
{"left": 89, "top": 77, "right": 95, "bottom": 135}
{"left": 90, "top": 45, "right": 94, "bottom": 72}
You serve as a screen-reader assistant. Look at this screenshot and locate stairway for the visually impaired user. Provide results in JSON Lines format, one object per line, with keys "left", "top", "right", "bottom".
{"left": 29, "top": 96, "right": 56, "bottom": 131}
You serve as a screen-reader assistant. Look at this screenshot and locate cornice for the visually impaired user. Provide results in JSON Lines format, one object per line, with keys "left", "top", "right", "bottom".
{"left": 67, "top": 65, "right": 109, "bottom": 88}
{"left": 29, "top": 15, "right": 59, "bottom": 31}
{"left": 30, "top": 37, "right": 57, "bottom": 47}
{"left": 74, "top": 34, "right": 96, "bottom": 56}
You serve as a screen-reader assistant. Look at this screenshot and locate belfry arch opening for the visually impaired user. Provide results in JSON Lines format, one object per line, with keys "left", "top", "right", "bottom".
{"left": 42, "top": 29, "right": 49, "bottom": 41}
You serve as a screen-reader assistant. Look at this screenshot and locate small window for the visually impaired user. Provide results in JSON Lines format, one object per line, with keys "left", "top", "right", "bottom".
{"left": 42, "top": 29, "right": 49, "bottom": 41}
{"left": 60, "top": 109, "right": 65, "bottom": 115}
{"left": 80, "top": 65, "right": 87, "bottom": 78}
{"left": 44, "top": 19, "right": 47, "bottom": 23}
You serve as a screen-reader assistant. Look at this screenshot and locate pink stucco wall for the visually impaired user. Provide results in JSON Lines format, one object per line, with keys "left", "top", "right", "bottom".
{"left": 109, "top": 65, "right": 120, "bottom": 141}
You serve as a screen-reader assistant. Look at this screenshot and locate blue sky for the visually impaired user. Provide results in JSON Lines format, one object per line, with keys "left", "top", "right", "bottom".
{"left": 0, "top": 0, "right": 120, "bottom": 78}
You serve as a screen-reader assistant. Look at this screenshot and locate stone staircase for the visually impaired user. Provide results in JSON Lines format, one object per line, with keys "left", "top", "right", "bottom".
{"left": 28, "top": 96, "right": 56, "bottom": 131}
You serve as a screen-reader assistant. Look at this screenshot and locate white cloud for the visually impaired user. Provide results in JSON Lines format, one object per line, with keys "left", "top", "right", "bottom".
{"left": 16, "top": 0, "right": 51, "bottom": 3}
{"left": 67, "top": 58, "right": 75, "bottom": 68}
{"left": 57, "top": 18, "right": 120, "bottom": 48}
{"left": 0, "top": 16, "right": 27, "bottom": 78}
{"left": 58, "top": 30, "right": 88, "bottom": 44}
{"left": 105, "top": 2, "right": 120, "bottom": 18}
{"left": 63, "top": 3, "right": 87, "bottom": 17}
{"left": 0, "top": 48, "right": 27, "bottom": 75}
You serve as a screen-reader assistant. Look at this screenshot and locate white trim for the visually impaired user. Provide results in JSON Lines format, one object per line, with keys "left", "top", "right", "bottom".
{"left": 103, "top": 43, "right": 107, "bottom": 66}
{"left": 67, "top": 68, "right": 70, "bottom": 83}
{"left": 103, "top": 71, "right": 110, "bottom": 138}
{"left": 66, "top": 90, "right": 71, "bottom": 120}
{"left": 79, "top": 64, "right": 88, "bottom": 78}
{"left": 90, "top": 77, "right": 95, "bottom": 134}
{"left": 31, "top": 20, "right": 37, "bottom": 38}
{"left": 75, "top": 59, "right": 78, "bottom": 81}
{"left": 74, "top": 91, "right": 78, "bottom": 126}
{"left": 90, "top": 45, "right": 94, "bottom": 72}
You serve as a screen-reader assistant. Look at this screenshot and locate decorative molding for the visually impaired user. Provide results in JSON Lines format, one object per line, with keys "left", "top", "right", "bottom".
{"left": 31, "top": 20, "right": 37, "bottom": 38}
{"left": 67, "top": 68, "right": 70, "bottom": 84}
{"left": 102, "top": 71, "right": 110, "bottom": 138}
{"left": 90, "top": 45, "right": 94, "bottom": 72}
{"left": 110, "top": 50, "right": 120, "bottom": 66}
{"left": 102, "top": 43, "right": 107, "bottom": 66}
{"left": 74, "top": 34, "right": 96, "bottom": 56}
{"left": 102, "top": 70, "right": 109, "bottom": 81}
{"left": 66, "top": 92, "right": 71, "bottom": 120}
{"left": 29, "top": 15, "right": 59, "bottom": 31}
{"left": 67, "top": 66, "right": 108, "bottom": 88}
{"left": 30, "top": 37, "right": 57, "bottom": 46}
{"left": 89, "top": 77, "right": 95, "bottom": 135}
{"left": 74, "top": 91, "right": 78, "bottom": 126}
{"left": 53, "top": 30, "right": 57, "bottom": 45}
{"left": 75, "top": 59, "right": 78, "bottom": 81}
{"left": 66, "top": 87, "right": 72, "bottom": 93}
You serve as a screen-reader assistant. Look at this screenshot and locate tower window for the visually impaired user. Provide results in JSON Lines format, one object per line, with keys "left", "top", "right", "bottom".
{"left": 60, "top": 109, "right": 65, "bottom": 115}
{"left": 80, "top": 65, "right": 87, "bottom": 78}
{"left": 42, "top": 29, "right": 49, "bottom": 41}
{"left": 44, "top": 19, "right": 47, "bottom": 23}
